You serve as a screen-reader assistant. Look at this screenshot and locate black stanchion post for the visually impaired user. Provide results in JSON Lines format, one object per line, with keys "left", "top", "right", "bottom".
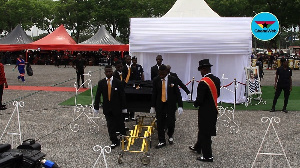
{"left": 191, "top": 77, "right": 194, "bottom": 101}
{"left": 187, "top": 77, "right": 195, "bottom": 103}
{"left": 234, "top": 78, "right": 237, "bottom": 109}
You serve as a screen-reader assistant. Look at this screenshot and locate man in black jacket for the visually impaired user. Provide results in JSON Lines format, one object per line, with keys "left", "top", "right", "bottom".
{"left": 72, "top": 53, "right": 86, "bottom": 89}
{"left": 94, "top": 65, "right": 127, "bottom": 149}
{"left": 151, "top": 55, "right": 164, "bottom": 80}
{"left": 190, "top": 59, "right": 220, "bottom": 162}
{"left": 150, "top": 65, "right": 183, "bottom": 149}
{"left": 121, "top": 55, "right": 136, "bottom": 121}
{"left": 113, "top": 60, "right": 124, "bottom": 82}
{"left": 166, "top": 65, "right": 190, "bottom": 95}
{"left": 122, "top": 55, "right": 131, "bottom": 83}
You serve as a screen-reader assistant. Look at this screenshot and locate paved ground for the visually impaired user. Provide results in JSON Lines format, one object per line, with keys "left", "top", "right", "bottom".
{"left": 0, "top": 65, "right": 299, "bottom": 168}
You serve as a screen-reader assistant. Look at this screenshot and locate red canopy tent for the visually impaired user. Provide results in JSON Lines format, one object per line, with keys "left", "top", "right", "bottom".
{"left": 28, "top": 25, "right": 128, "bottom": 51}
{"left": 30, "top": 24, "right": 76, "bottom": 45}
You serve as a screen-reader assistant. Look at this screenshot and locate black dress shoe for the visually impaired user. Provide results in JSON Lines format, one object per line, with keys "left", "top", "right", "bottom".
{"left": 189, "top": 146, "right": 201, "bottom": 154}
{"left": 196, "top": 156, "right": 213, "bottom": 162}
{"left": 269, "top": 108, "right": 275, "bottom": 112}
{"left": 168, "top": 137, "right": 174, "bottom": 145}
{"left": 282, "top": 109, "right": 288, "bottom": 113}
{"left": 155, "top": 142, "right": 166, "bottom": 149}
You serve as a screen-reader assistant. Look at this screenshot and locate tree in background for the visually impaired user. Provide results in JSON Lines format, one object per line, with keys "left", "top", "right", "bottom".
{"left": 34, "top": 0, "right": 59, "bottom": 34}
{"left": 0, "top": 0, "right": 57, "bottom": 35}
{"left": 92, "top": 0, "right": 176, "bottom": 43}
{"left": 53, "top": 0, "right": 95, "bottom": 43}
{"left": 206, "top": 0, "right": 300, "bottom": 50}
{"left": 0, "top": 0, "right": 299, "bottom": 46}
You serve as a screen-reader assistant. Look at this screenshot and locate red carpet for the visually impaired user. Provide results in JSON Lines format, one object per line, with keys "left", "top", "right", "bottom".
{"left": 6, "top": 85, "right": 88, "bottom": 92}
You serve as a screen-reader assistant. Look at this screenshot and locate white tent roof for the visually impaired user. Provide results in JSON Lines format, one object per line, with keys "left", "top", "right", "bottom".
{"left": 163, "top": 0, "right": 219, "bottom": 17}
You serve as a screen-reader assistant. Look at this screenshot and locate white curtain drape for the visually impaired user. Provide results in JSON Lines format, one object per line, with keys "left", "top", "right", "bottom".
{"left": 129, "top": 17, "right": 252, "bottom": 103}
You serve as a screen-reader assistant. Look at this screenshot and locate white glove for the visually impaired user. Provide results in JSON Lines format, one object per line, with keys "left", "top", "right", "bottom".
{"left": 122, "top": 109, "right": 128, "bottom": 113}
{"left": 187, "top": 93, "right": 192, "bottom": 100}
{"left": 93, "top": 109, "right": 99, "bottom": 114}
{"left": 150, "top": 107, "right": 156, "bottom": 113}
{"left": 178, "top": 107, "right": 183, "bottom": 115}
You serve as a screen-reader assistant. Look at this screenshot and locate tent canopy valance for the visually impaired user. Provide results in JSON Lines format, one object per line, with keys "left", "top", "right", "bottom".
{"left": 130, "top": 17, "right": 252, "bottom": 55}
{"left": 0, "top": 44, "right": 129, "bottom": 52}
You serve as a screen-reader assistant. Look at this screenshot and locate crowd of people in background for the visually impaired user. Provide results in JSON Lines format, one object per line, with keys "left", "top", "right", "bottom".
{"left": 251, "top": 50, "right": 298, "bottom": 80}
{"left": 0, "top": 50, "right": 128, "bottom": 67}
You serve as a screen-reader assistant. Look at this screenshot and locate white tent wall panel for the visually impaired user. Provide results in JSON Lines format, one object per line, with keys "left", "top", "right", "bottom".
{"left": 130, "top": 17, "right": 252, "bottom": 103}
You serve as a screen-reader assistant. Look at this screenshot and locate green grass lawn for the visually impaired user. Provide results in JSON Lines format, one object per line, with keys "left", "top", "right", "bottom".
{"left": 220, "top": 86, "right": 299, "bottom": 111}
{"left": 59, "top": 86, "right": 99, "bottom": 106}
{"left": 60, "top": 86, "right": 300, "bottom": 111}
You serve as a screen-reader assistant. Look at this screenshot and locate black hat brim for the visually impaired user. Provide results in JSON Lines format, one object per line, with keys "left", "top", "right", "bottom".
{"left": 198, "top": 64, "right": 213, "bottom": 71}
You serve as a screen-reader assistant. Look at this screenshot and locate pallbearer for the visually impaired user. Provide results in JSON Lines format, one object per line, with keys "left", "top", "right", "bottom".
{"left": 190, "top": 59, "right": 220, "bottom": 162}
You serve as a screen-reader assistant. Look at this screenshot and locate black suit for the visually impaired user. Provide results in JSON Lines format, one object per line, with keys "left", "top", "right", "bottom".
{"left": 193, "top": 74, "right": 220, "bottom": 159}
{"left": 151, "top": 64, "right": 164, "bottom": 80}
{"left": 94, "top": 77, "right": 126, "bottom": 144}
{"left": 113, "top": 70, "right": 122, "bottom": 80}
{"left": 121, "top": 65, "right": 136, "bottom": 119}
{"left": 122, "top": 65, "right": 130, "bottom": 81}
{"left": 113, "top": 70, "right": 126, "bottom": 86}
{"left": 169, "top": 72, "right": 190, "bottom": 94}
{"left": 151, "top": 75, "right": 183, "bottom": 143}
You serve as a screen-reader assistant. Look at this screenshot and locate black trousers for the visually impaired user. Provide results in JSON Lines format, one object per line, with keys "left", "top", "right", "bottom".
{"left": 194, "top": 133, "right": 213, "bottom": 158}
{"left": 105, "top": 110, "right": 126, "bottom": 144}
{"left": 156, "top": 102, "right": 176, "bottom": 143}
{"left": 76, "top": 72, "right": 84, "bottom": 87}
{"left": 0, "top": 84, "right": 3, "bottom": 105}
{"left": 124, "top": 111, "right": 135, "bottom": 119}
{"left": 272, "top": 85, "right": 290, "bottom": 110}
{"left": 268, "top": 60, "right": 273, "bottom": 69}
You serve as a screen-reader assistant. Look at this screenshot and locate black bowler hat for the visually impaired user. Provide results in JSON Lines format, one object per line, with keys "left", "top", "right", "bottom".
{"left": 198, "top": 59, "right": 213, "bottom": 70}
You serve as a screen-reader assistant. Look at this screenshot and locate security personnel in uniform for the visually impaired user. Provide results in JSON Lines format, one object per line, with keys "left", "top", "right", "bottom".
{"left": 129, "top": 56, "right": 144, "bottom": 81}
{"left": 270, "top": 58, "right": 292, "bottom": 113}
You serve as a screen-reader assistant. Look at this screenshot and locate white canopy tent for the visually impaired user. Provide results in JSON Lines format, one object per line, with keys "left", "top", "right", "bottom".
{"left": 129, "top": 0, "right": 252, "bottom": 103}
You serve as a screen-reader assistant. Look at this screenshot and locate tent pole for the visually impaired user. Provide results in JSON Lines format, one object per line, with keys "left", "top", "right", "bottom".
{"left": 25, "top": 49, "right": 28, "bottom": 62}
